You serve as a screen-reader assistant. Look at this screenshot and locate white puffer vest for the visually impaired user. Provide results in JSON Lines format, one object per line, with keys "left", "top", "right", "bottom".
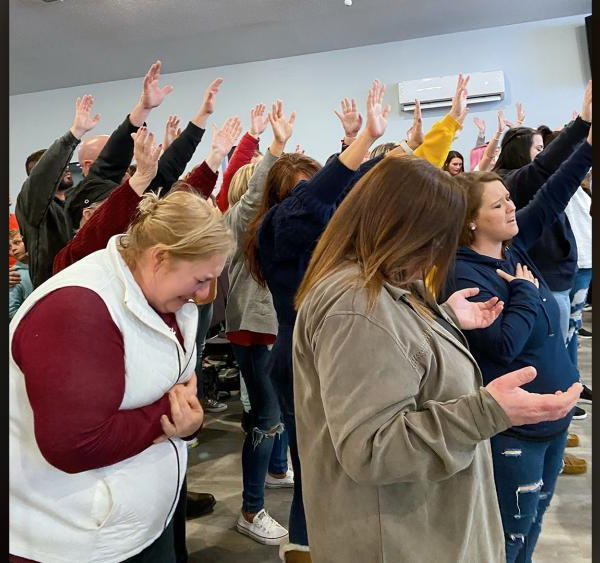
{"left": 9, "top": 236, "right": 198, "bottom": 563}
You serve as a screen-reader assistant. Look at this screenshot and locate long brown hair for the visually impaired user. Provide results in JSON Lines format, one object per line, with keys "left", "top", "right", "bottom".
{"left": 244, "top": 153, "right": 322, "bottom": 285}
{"left": 457, "top": 171, "right": 506, "bottom": 247}
{"left": 295, "top": 155, "right": 466, "bottom": 313}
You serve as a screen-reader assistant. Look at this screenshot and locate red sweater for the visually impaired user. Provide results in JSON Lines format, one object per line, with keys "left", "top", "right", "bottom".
{"left": 9, "top": 212, "right": 18, "bottom": 267}
{"left": 53, "top": 163, "right": 218, "bottom": 274}
{"left": 215, "top": 132, "right": 259, "bottom": 212}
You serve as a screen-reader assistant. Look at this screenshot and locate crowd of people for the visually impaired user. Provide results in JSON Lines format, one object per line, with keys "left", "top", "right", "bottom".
{"left": 8, "top": 60, "right": 592, "bottom": 563}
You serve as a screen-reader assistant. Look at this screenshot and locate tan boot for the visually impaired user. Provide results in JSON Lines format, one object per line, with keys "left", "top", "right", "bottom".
{"left": 285, "top": 551, "right": 313, "bottom": 563}
{"left": 561, "top": 453, "right": 587, "bottom": 475}
{"left": 567, "top": 433, "right": 580, "bottom": 447}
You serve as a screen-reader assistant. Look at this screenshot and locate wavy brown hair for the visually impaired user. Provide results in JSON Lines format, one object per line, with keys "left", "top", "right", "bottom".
{"left": 295, "top": 155, "right": 466, "bottom": 313}
{"left": 244, "top": 153, "right": 322, "bottom": 285}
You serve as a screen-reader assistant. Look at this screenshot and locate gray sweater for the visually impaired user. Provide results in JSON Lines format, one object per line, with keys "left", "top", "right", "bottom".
{"left": 224, "top": 149, "right": 278, "bottom": 336}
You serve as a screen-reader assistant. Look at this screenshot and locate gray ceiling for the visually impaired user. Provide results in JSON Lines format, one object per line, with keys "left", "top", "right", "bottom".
{"left": 10, "top": 0, "right": 591, "bottom": 95}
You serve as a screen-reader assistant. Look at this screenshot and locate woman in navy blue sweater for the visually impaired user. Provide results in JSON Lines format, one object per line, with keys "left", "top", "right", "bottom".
{"left": 449, "top": 123, "right": 592, "bottom": 563}
{"left": 243, "top": 80, "right": 391, "bottom": 561}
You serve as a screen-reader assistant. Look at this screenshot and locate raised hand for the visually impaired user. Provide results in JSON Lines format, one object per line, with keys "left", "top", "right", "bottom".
{"left": 406, "top": 99, "right": 424, "bottom": 149}
{"left": 473, "top": 116, "right": 486, "bottom": 136}
{"left": 365, "top": 80, "right": 390, "bottom": 139}
{"left": 295, "top": 144, "right": 306, "bottom": 154}
{"left": 268, "top": 99, "right": 296, "bottom": 148}
{"left": 249, "top": 103, "right": 269, "bottom": 138}
{"left": 496, "top": 110, "right": 508, "bottom": 133}
{"left": 444, "top": 287, "right": 504, "bottom": 330}
{"left": 449, "top": 73, "right": 470, "bottom": 125}
{"left": 211, "top": 117, "right": 242, "bottom": 156}
{"left": 199, "top": 78, "right": 223, "bottom": 116}
{"left": 515, "top": 101, "right": 525, "bottom": 126}
{"left": 139, "top": 60, "right": 174, "bottom": 110}
{"left": 128, "top": 127, "right": 162, "bottom": 194}
{"left": 70, "top": 95, "right": 101, "bottom": 139}
{"left": 485, "top": 366, "right": 582, "bottom": 426}
{"left": 334, "top": 97, "right": 363, "bottom": 140}
{"left": 496, "top": 263, "right": 539, "bottom": 288}
{"left": 163, "top": 115, "right": 182, "bottom": 150}
{"left": 191, "top": 77, "right": 223, "bottom": 129}
{"left": 580, "top": 80, "right": 592, "bottom": 123}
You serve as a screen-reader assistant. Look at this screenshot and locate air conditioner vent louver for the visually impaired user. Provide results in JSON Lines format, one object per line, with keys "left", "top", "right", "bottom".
{"left": 398, "top": 71, "right": 505, "bottom": 112}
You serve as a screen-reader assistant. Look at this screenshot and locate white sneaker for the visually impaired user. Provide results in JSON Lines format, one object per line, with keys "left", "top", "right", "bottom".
{"left": 265, "top": 469, "right": 294, "bottom": 489}
{"left": 236, "top": 509, "right": 288, "bottom": 545}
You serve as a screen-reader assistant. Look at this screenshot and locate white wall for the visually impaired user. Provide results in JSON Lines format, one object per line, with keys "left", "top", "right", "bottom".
{"left": 10, "top": 15, "right": 590, "bottom": 199}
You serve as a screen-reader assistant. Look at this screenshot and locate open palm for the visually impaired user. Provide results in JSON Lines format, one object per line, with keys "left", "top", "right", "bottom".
{"left": 444, "top": 287, "right": 504, "bottom": 330}
{"left": 365, "top": 80, "right": 390, "bottom": 138}
{"left": 141, "top": 60, "right": 174, "bottom": 109}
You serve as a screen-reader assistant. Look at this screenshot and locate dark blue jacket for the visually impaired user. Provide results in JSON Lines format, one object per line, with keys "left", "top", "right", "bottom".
{"left": 497, "top": 116, "right": 590, "bottom": 291}
{"left": 448, "top": 140, "right": 592, "bottom": 439}
{"left": 257, "top": 155, "right": 383, "bottom": 327}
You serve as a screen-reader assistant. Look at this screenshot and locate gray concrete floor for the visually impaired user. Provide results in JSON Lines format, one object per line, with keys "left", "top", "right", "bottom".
{"left": 185, "top": 312, "right": 592, "bottom": 562}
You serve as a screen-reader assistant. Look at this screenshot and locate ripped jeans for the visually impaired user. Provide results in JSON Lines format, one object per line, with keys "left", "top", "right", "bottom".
{"left": 491, "top": 431, "right": 568, "bottom": 563}
{"left": 231, "top": 343, "right": 286, "bottom": 514}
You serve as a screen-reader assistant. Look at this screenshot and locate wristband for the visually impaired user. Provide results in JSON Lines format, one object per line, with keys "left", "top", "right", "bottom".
{"left": 399, "top": 140, "right": 414, "bottom": 154}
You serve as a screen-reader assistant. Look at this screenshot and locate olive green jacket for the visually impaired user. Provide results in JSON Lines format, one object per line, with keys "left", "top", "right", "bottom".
{"left": 293, "top": 267, "right": 511, "bottom": 563}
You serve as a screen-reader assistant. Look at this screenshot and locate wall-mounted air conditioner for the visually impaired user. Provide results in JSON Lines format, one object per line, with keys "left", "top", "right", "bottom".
{"left": 398, "top": 70, "right": 505, "bottom": 112}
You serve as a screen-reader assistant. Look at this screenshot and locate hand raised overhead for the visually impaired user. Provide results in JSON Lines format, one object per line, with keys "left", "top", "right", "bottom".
{"left": 70, "top": 95, "right": 101, "bottom": 139}
{"left": 128, "top": 127, "right": 162, "bottom": 194}
{"left": 211, "top": 116, "right": 242, "bottom": 156}
{"left": 268, "top": 99, "right": 296, "bottom": 150}
{"left": 365, "top": 79, "right": 390, "bottom": 139}
{"left": 449, "top": 73, "right": 470, "bottom": 125}
{"left": 163, "top": 115, "right": 182, "bottom": 150}
{"left": 249, "top": 103, "right": 269, "bottom": 138}
{"left": 140, "top": 60, "right": 174, "bottom": 110}
{"left": 334, "top": 97, "right": 363, "bottom": 139}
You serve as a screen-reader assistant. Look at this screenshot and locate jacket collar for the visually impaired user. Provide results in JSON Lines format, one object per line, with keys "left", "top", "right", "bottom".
{"left": 105, "top": 235, "right": 197, "bottom": 355}
{"left": 383, "top": 280, "right": 483, "bottom": 382}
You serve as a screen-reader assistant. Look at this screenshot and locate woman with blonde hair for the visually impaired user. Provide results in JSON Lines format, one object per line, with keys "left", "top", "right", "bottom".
{"left": 9, "top": 188, "right": 234, "bottom": 562}
{"left": 293, "top": 154, "right": 582, "bottom": 563}
{"left": 224, "top": 101, "right": 297, "bottom": 545}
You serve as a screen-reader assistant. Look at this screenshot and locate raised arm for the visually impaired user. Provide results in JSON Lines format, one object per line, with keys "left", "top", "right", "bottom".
{"left": 53, "top": 127, "right": 163, "bottom": 274}
{"left": 216, "top": 103, "right": 267, "bottom": 212}
{"left": 334, "top": 97, "right": 363, "bottom": 149}
{"left": 387, "top": 74, "right": 469, "bottom": 167}
{"left": 478, "top": 111, "right": 507, "bottom": 172}
{"left": 473, "top": 116, "right": 487, "bottom": 146}
{"left": 16, "top": 95, "right": 100, "bottom": 228}
{"left": 228, "top": 100, "right": 295, "bottom": 236}
{"left": 88, "top": 60, "right": 173, "bottom": 184}
{"left": 182, "top": 116, "right": 242, "bottom": 200}
{"left": 453, "top": 267, "right": 542, "bottom": 365}
{"left": 506, "top": 82, "right": 591, "bottom": 208}
{"left": 149, "top": 78, "right": 223, "bottom": 195}
{"left": 516, "top": 129, "right": 592, "bottom": 249}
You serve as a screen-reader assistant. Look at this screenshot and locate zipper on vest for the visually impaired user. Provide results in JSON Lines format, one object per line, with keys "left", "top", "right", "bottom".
{"left": 174, "top": 341, "right": 196, "bottom": 385}
{"left": 164, "top": 438, "right": 181, "bottom": 530}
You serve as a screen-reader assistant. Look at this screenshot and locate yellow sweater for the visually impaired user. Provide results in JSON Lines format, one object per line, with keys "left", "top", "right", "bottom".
{"left": 414, "top": 114, "right": 462, "bottom": 168}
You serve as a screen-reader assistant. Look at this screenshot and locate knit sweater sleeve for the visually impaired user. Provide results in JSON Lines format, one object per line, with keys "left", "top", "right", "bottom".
{"left": 52, "top": 180, "right": 142, "bottom": 274}
{"left": 11, "top": 287, "right": 170, "bottom": 474}
{"left": 453, "top": 266, "right": 541, "bottom": 366}
{"left": 216, "top": 132, "right": 259, "bottom": 212}
{"left": 182, "top": 161, "right": 219, "bottom": 199}
{"left": 506, "top": 116, "right": 591, "bottom": 209}
{"left": 516, "top": 140, "right": 592, "bottom": 250}
{"left": 414, "top": 115, "right": 462, "bottom": 168}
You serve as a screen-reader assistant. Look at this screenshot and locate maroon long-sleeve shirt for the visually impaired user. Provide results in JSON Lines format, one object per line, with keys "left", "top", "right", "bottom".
{"left": 215, "top": 132, "right": 259, "bottom": 212}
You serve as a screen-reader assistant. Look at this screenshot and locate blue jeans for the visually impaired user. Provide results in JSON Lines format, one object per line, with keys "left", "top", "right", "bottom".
{"left": 567, "top": 268, "right": 592, "bottom": 367}
{"left": 231, "top": 343, "right": 286, "bottom": 514}
{"left": 268, "top": 325, "right": 309, "bottom": 546}
{"left": 195, "top": 303, "right": 213, "bottom": 399}
{"left": 491, "top": 431, "right": 568, "bottom": 563}
{"left": 550, "top": 290, "right": 571, "bottom": 346}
